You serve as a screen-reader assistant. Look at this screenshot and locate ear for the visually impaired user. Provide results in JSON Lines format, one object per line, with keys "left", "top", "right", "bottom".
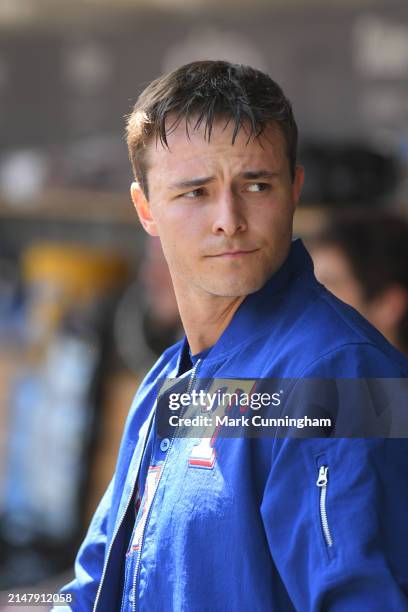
{"left": 130, "top": 181, "right": 158, "bottom": 236}
{"left": 292, "top": 165, "right": 305, "bottom": 209}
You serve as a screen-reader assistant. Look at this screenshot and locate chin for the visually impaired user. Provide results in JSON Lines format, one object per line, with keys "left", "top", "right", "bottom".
{"left": 207, "top": 275, "right": 267, "bottom": 298}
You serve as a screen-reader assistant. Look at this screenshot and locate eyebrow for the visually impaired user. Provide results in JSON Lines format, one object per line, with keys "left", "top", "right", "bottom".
{"left": 169, "top": 176, "right": 216, "bottom": 191}
{"left": 169, "top": 170, "right": 280, "bottom": 191}
{"left": 241, "top": 170, "right": 280, "bottom": 180}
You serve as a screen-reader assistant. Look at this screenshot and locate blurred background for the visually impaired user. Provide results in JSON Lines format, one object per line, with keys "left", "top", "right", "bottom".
{"left": 0, "top": 0, "right": 407, "bottom": 607}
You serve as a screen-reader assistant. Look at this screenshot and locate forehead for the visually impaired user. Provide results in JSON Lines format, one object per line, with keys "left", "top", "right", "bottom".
{"left": 145, "top": 118, "right": 287, "bottom": 181}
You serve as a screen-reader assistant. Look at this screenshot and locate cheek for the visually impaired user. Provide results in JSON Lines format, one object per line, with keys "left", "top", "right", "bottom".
{"left": 249, "top": 199, "right": 293, "bottom": 236}
{"left": 158, "top": 202, "right": 204, "bottom": 230}
{"left": 162, "top": 210, "right": 209, "bottom": 257}
{"left": 155, "top": 219, "right": 197, "bottom": 273}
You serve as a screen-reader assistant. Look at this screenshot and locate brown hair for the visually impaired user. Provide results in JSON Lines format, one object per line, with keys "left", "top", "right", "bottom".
{"left": 126, "top": 60, "right": 298, "bottom": 198}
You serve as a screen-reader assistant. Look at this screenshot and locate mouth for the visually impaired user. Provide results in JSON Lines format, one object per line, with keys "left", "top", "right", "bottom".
{"left": 207, "top": 249, "right": 259, "bottom": 259}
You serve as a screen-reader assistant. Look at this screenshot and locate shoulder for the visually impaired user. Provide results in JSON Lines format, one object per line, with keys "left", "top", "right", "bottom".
{"left": 261, "top": 270, "right": 408, "bottom": 377}
{"left": 299, "top": 284, "right": 408, "bottom": 376}
{"left": 119, "top": 339, "right": 184, "bottom": 446}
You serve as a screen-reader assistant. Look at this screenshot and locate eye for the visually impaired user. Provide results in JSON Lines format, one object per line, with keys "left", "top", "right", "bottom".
{"left": 246, "top": 183, "right": 270, "bottom": 193}
{"left": 181, "top": 188, "right": 206, "bottom": 199}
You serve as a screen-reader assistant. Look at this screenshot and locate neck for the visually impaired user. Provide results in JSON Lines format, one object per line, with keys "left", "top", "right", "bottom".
{"left": 173, "top": 282, "right": 246, "bottom": 355}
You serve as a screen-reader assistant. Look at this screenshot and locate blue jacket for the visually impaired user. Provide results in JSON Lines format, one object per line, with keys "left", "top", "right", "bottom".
{"left": 58, "top": 240, "right": 408, "bottom": 611}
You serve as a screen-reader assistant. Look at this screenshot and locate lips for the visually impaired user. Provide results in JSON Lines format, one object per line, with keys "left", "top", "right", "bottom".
{"left": 207, "top": 249, "right": 258, "bottom": 258}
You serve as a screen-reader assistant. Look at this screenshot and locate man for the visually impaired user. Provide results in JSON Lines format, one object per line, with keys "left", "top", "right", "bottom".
{"left": 310, "top": 212, "right": 408, "bottom": 356}
{"left": 58, "top": 61, "right": 408, "bottom": 611}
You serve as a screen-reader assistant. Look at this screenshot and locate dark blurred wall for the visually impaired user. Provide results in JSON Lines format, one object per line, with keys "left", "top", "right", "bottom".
{"left": 0, "top": 3, "right": 407, "bottom": 151}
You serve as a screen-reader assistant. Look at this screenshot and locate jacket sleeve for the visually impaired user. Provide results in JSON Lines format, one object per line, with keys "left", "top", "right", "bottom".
{"left": 52, "top": 477, "right": 115, "bottom": 612}
{"left": 260, "top": 346, "right": 408, "bottom": 611}
{"left": 261, "top": 438, "right": 408, "bottom": 611}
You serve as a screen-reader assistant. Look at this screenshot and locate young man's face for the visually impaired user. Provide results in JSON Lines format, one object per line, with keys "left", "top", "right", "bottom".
{"left": 132, "top": 118, "right": 304, "bottom": 299}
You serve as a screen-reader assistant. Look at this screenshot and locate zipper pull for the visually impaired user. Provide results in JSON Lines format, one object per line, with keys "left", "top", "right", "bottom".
{"left": 316, "top": 465, "right": 328, "bottom": 487}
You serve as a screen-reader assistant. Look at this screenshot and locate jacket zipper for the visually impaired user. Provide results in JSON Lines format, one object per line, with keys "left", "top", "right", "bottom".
{"left": 131, "top": 358, "right": 202, "bottom": 612}
{"left": 316, "top": 465, "right": 333, "bottom": 548}
{"left": 92, "top": 468, "right": 137, "bottom": 612}
{"left": 92, "top": 403, "right": 157, "bottom": 612}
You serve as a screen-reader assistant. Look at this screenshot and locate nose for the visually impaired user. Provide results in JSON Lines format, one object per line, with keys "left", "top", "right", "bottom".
{"left": 211, "top": 189, "right": 247, "bottom": 237}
